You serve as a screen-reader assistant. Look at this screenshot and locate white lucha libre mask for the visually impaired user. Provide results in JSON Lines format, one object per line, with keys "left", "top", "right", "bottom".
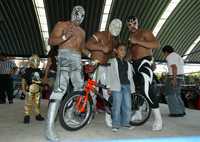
{"left": 29, "top": 54, "right": 40, "bottom": 68}
{"left": 109, "top": 18, "right": 122, "bottom": 37}
{"left": 71, "top": 6, "right": 85, "bottom": 25}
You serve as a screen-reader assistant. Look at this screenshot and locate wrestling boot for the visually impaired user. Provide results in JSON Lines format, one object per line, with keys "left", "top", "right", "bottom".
{"left": 45, "top": 99, "right": 60, "bottom": 142}
{"left": 105, "top": 112, "right": 112, "bottom": 127}
{"left": 36, "top": 114, "right": 45, "bottom": 121}
{"left": 131, "top": 106, "right": 142, "bottom": 121}
{"left": 152, "top": 108, "right": 163, "bottom": 131}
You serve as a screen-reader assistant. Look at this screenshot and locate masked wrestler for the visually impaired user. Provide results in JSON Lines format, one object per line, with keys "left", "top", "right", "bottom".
{"left": 22, "top": 54, "right": 44, "bottom": 124}
{"left": 85, "top": 19, "right": 122, "bottom": 128}
{"left": 45, "top": 6, "right": 85, "bottom": 141}
{"left": 127, "top": 16, "right": 162, "bottom": 131}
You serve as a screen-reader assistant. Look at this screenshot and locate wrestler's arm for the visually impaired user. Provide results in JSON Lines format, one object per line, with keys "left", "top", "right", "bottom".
{"left": 85, "top": 33, "right": 106, "bottom": 52}
{"left": 48, "top": 22, "right": 72, "bottom": 46}
{"left": 101, "top": 35, "right": 113, "bottom": 54}
{"left": 134, "top": 30, "right": 160, "bottom": 49}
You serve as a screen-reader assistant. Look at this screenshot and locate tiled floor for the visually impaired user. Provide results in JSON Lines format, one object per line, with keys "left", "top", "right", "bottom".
{"left": 0, "top": 99, "right": 200, "bottom": 142}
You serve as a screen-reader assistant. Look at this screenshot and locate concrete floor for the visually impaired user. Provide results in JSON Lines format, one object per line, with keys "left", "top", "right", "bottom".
{"left": 0, "top": 99, "right": 200, "bottom": 142}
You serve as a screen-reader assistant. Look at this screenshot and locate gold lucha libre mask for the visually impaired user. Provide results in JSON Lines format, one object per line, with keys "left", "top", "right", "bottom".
{"left": 29, "top": 54, "right": 40, "bottom": 68}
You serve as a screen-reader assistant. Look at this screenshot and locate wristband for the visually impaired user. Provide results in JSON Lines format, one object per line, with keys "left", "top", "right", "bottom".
{"left": 62, "top": 35, "right": 66, "bottom": 41}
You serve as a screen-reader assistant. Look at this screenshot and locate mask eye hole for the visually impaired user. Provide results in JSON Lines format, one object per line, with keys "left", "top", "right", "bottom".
{"left": 127, "top": 21, "right": 137, "bottom": 27}
{"left": 127, "top": 23, "right": 133, "bottom": 27}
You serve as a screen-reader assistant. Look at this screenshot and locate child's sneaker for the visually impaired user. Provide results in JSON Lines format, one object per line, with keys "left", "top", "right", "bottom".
{"left": 112, "top": 128, "right": 119, "bottom": 132}
{"left": 123, "top": 125, "right": 135, "bottom": 130}
{"left": 127, "top": 126, "right": 135, "bottom": 130}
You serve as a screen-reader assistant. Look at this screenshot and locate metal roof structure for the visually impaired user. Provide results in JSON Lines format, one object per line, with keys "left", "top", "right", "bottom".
{"left": 0, "top": 0, "right": 45, "bottom": 57}
{"left": 0, "top": 0, "right": 200, "bottom": 63}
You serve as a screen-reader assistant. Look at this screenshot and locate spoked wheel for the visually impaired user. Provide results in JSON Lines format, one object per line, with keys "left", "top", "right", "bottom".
{"left": 59, "top": 92, "right": 92, "bottom": 131}
{"left": 130, "top": 93, "right": 151, "bottom": 126}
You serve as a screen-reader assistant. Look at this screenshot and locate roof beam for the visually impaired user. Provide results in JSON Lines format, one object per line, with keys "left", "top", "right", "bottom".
{"left": 33, "top": 0, "right": 50, "bottom": 52}
{"left": 182, "top": 35, "right": 200, "bottom": 60}
{"left": 99, "top": 0, "right": 113, "bottom": 31}
{"left": 153, "top": 0, "right": 181, "bottom": 36}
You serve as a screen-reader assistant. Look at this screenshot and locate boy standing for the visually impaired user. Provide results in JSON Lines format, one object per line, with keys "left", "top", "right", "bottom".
{"left": 107, "top": 44, "right": 135, "bottom": 132}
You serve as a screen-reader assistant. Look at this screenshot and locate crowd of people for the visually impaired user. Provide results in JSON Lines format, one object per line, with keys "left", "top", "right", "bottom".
{"left": 0, "top": 54, "right": 17, "bottom": 104}
{"left": 1, "top": 5, "right": 198, "bottom": 142}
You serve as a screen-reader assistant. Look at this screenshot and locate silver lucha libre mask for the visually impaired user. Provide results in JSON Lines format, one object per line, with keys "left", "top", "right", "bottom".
{"left": 109, "top": 18, "right": 122, "bottom": 37}
{"left": 29, "top": 54, "right": 40, "bottom": 68}
{"left": 71, "top": 5, "right": 85, "bottom": 25}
